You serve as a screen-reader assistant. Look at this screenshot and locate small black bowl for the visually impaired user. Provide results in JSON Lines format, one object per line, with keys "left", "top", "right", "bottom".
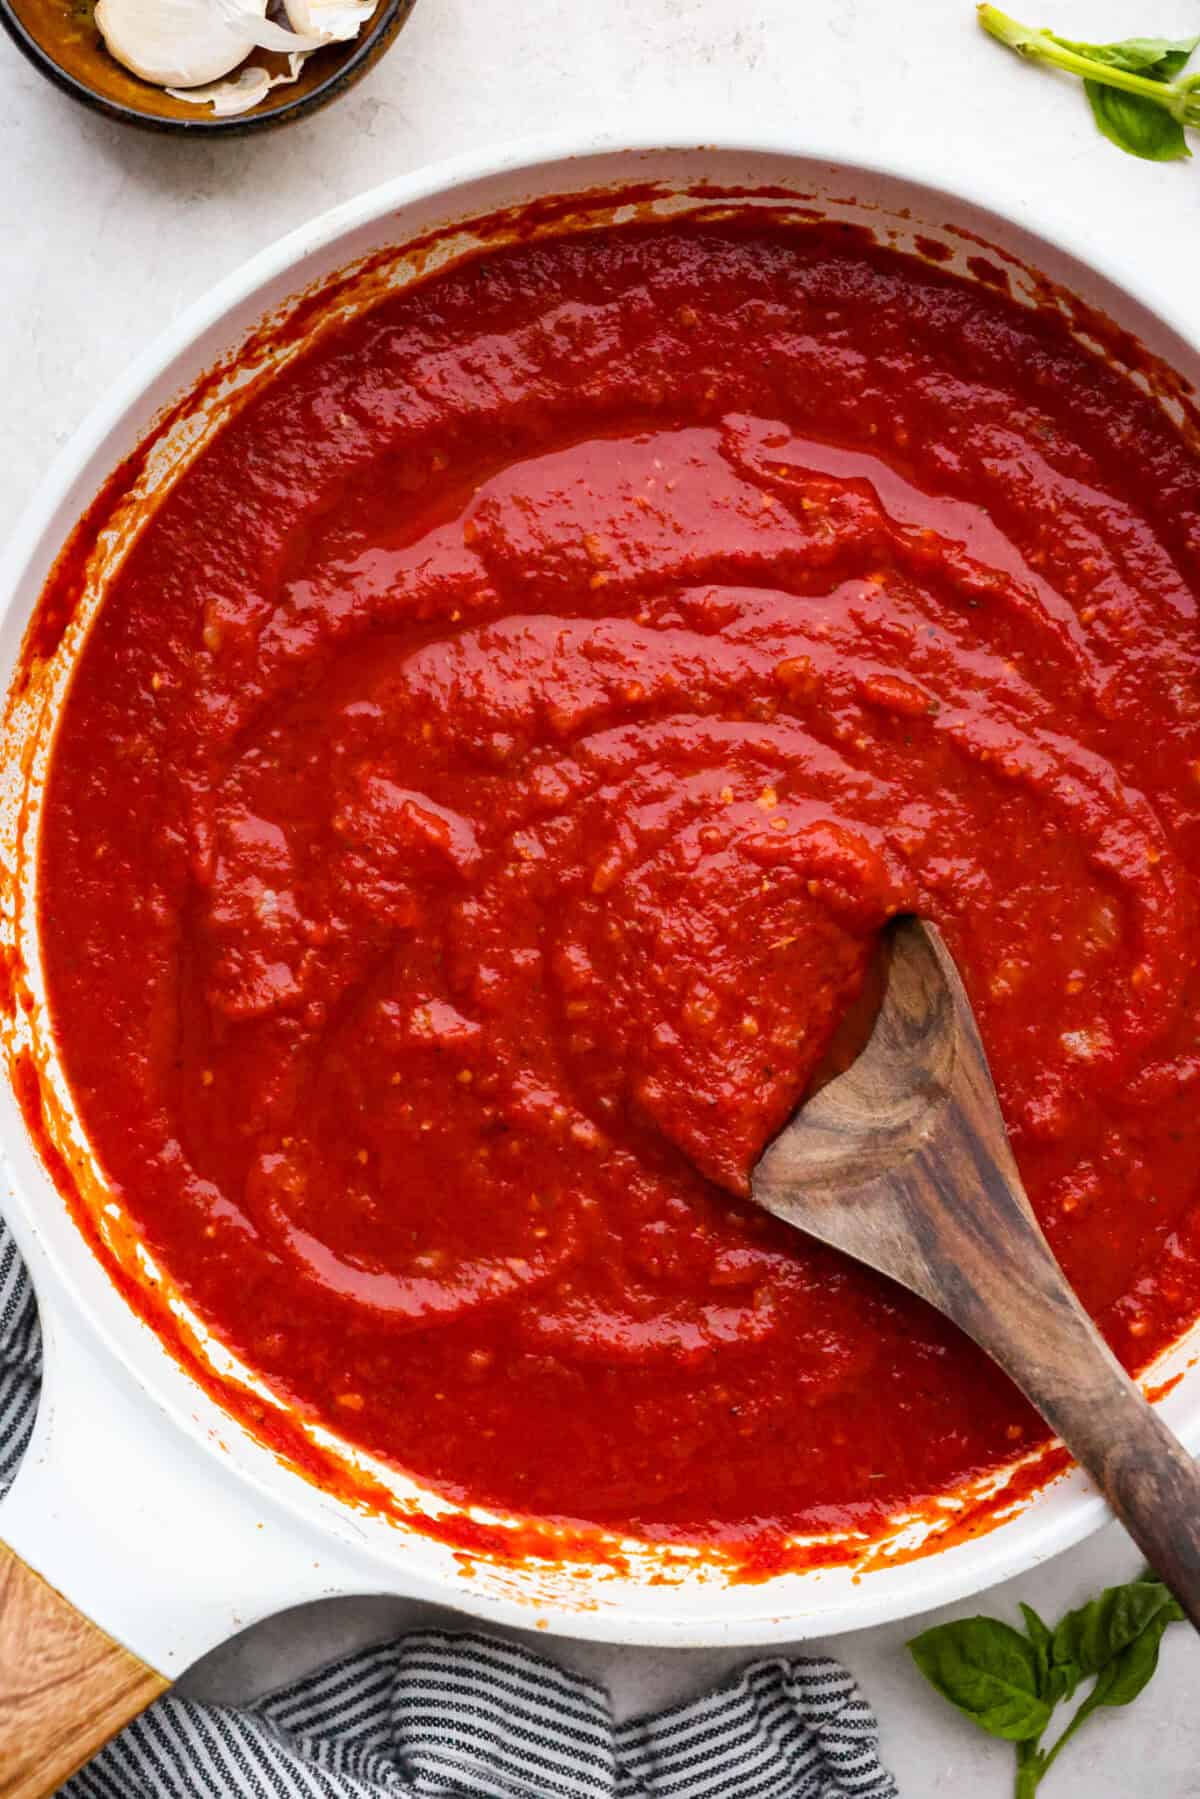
{"left": 0, "top": 0, "right": 417, "bottom": 134}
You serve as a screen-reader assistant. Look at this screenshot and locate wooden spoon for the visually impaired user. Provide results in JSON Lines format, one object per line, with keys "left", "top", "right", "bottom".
{"left": 752, "top": 915, "right": 1200, "bottom": 1627}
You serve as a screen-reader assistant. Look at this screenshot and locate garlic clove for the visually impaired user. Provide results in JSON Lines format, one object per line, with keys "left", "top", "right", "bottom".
{"left": 283, "top": 0, "right": 378, "bottom": 44}
{"left": 96, "top": 0, "right": 261, "bottom": 87}
{"left": 166, "top": 49, "right": 309, "bottom": 114}
{"left": 96, "top": 0, "right": 321, "bottom": 91}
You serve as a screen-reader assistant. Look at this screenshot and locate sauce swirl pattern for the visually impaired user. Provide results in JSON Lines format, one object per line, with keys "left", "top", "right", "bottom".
{"left": 39, "top": 224, "right": 1200, "bottom": 1545}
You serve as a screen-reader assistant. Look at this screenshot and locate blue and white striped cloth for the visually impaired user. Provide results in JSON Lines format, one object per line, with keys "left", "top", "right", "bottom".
{"left": 0, "top": 1229, "right": 898, "bottom": 1799}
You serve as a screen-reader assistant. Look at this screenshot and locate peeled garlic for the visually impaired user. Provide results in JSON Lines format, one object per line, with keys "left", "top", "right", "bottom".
{"left": 96, "top": 0, "right": 320, "bottom": 90}
{"left": 284, "top": 0, "right": 377, "bottom": 42}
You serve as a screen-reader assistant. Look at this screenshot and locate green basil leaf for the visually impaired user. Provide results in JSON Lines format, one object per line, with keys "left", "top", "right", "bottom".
{"left": 1019, "top": 1604, "right": 1051, "bottom": 1686}
{"left": 1051, "top": 1579, "right": 1181, "bottom": 1678}
{"left": 1048, "top": 34, "right": 1199, "bottom": 79}
{"left": 1038, "top": 29, "right": 1198, "bottom": 159}
{"left": 1090, "top": 1612, "right": 1173, "bottom": 1709}
{"left": 909, "top": 1618, "right": 1052, "bottom": 1741}
{"left": 1151, "top": 43, "right": 1200, "bottom": 81}
{"left": 1028, "top": 1610, "right": 1176, "bottom": 1784}
{"left": 1019, "top": 1602, "right": 1074, "bottom": 1705}
{"left": 1083, "top": 82, "right": 1190, "bottom": 160}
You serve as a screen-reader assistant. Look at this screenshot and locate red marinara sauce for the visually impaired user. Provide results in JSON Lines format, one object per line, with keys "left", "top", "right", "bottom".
{"left": 36, "top": 219, "right": 1200, "bottom": 1555}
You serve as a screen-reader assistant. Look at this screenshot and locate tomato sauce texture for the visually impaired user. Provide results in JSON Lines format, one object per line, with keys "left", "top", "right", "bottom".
{"left": 37, "top": 221, "right": 1200, "bottom": 1552}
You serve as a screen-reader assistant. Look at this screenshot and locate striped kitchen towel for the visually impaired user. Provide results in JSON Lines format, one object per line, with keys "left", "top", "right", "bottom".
{"left": 0, "top": 1229, "right": 898, "bottom": 1799}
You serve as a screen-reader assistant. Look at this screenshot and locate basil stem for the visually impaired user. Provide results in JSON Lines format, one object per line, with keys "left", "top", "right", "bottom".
{"left": 978, "top": 6, "right": 1200, "bottom": 127}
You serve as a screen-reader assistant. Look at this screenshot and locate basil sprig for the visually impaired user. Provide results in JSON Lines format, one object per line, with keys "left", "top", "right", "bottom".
{"left": 909, "top": 1576, "right": 1185, "bottom": 1796}
{"left": 978, "top": 7, "right": 1200, "bottom": 160}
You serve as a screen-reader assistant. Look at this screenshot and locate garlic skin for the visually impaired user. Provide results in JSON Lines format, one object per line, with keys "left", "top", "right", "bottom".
{"left": 96, "top": 0, "right": 322, "bottom": 90}
{"left": 284, "top": 0, "right": 378, "bottom": 43}
{"left": 167, "top": 51, "right": 308, "bottom": 114}
{"left": 217, "top": 0, "right": 323, "bottom": 53}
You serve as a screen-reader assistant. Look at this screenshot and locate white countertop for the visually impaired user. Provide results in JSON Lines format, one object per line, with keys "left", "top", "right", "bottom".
{"left": 4, "top": 1, "right": 1200, "bottom": 1792}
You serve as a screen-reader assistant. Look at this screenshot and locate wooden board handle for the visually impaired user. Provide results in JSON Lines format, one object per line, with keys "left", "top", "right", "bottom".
{"left": 0, "top": 1540, "right": 167, "bottom": 1798}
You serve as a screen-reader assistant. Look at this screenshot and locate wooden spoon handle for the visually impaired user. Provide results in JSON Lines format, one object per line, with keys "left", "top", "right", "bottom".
{"left": 968, "top": 1253, "right": 1200, "bottom": 1627}
{"left": 910, "top": 943, "right": 1200, "bottom": 1624}
{"left": 900, "top": 944, "right": 1200, "bottom": 1625}
{"left": 0, "top": 1540, "right": 167, "bottom": 1798}
{"left": 910, "top": 1141, "right": 1200, "bottom": 1626}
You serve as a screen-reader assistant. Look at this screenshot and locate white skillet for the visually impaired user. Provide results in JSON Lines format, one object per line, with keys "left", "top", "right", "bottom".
{"left": 1, "top": 132, "right": 1199, "bottom": 1791}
